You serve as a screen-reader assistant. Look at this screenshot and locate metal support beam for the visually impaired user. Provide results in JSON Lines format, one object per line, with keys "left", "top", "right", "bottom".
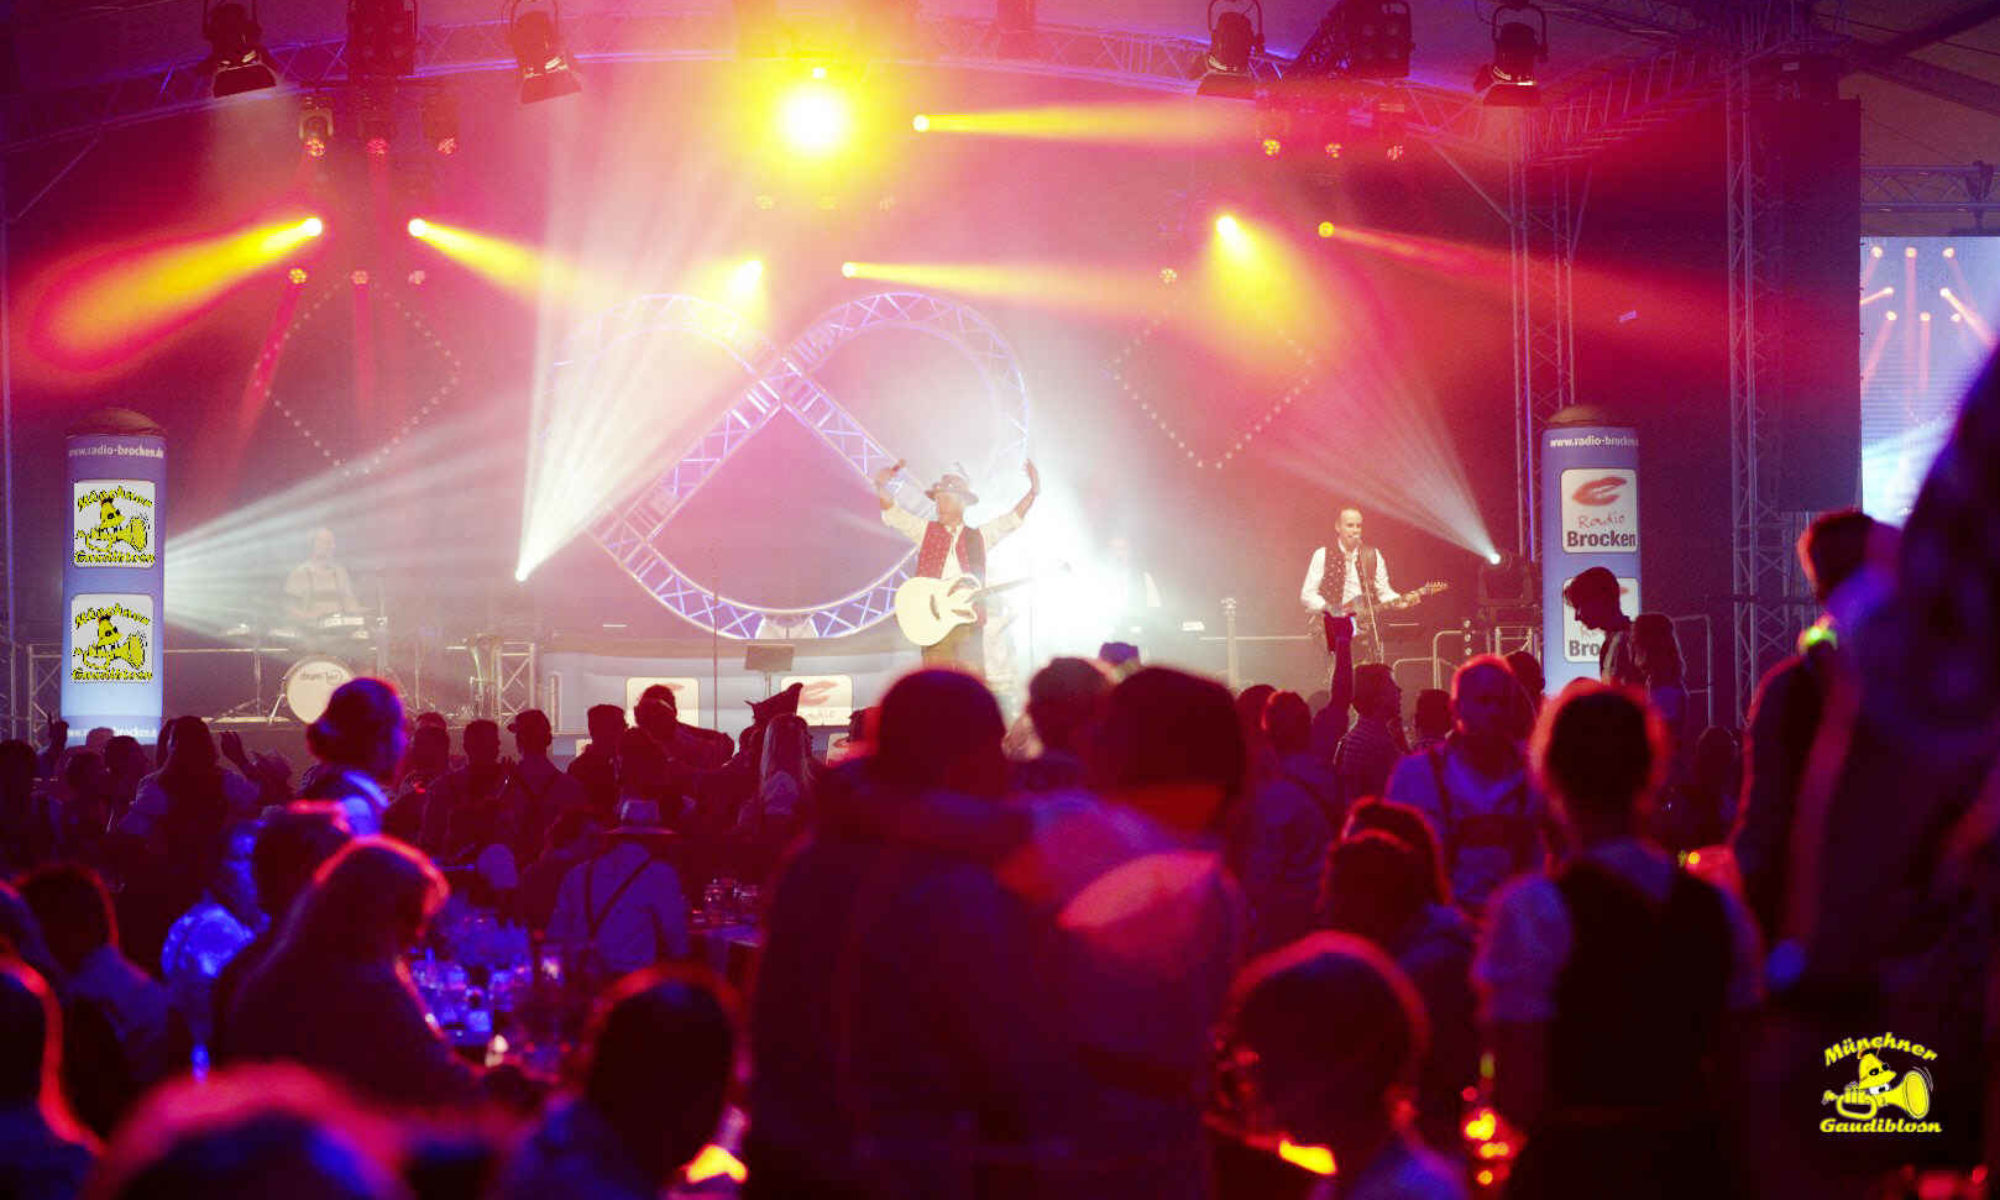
{"left": 1509, "top": 149, "right": 1585, "bottom": 561}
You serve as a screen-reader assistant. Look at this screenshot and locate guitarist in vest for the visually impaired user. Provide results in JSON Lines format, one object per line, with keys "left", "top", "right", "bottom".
{"left": 1300, "top": 506, "right": 1404, "bottom": 665}
{"left": 873, "top": 458, "right": 1040, "bottom": 673}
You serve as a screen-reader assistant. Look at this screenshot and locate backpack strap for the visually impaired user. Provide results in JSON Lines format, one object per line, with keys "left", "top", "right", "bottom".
{"left": 583, "top": 852, "right": 655, "bottom": 939}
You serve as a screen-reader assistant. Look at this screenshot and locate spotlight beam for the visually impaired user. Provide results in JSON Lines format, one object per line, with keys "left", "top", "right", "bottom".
{"left": 30, "top": 216, "right": 323, "bottom": 372}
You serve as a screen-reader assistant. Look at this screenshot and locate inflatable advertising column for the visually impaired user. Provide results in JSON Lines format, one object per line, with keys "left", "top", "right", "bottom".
{"left": 62, "top": 408, "right": 166, "bottom": 741}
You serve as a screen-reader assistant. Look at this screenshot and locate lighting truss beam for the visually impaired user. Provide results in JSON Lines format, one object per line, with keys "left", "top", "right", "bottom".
{"left": 0, "top": 12, "right": 1520, "bottom": 157}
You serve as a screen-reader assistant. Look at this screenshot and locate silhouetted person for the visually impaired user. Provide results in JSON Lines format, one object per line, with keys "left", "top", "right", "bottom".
{"left": 1732, "top": 508, "right": 1883, "bottom": 939}
{"left": 1476, "top": 683, "right": 1759, "bottom": 1200}
{"left": 548, "top": 800, "right": 688, "bottom": 985}
{"left": 499, "top": 710, "right": 585, "bottom": 868}
{"left": 1504, "top": 650, "right": 1547, "bottom": 729}
{"left": 159, "top": 819, "right": 264, "bottom": 1054}
{"left": 1408, "top": 689, "right": 1451, "bottom": 756}
{"left": 229, "top": 838, "right": 476, "bottom": 1109}
{"left": 567, "top": 704, "right": 626, "bottom": 820}
{"left": 1561, "top": 567, "right": 1639, "bottom": 687}
{"left": 1387, "top": 656, "right": 1546, "bottom": 913}
{"left": 1265, "top": 691, "right": 1339, "bottom": 823}
{"left": 0, "top": 960, "right": 96, "bottom": 1200}
{"left": 1321, "top": 832, "right": 1476, "bottom": 1161}
{"left": 20, "top": 863, "right": 178, "bottom": 1135}
{"left": 425, "top": 721, "right": 508, "bottom": 862}
{"left": 1343, "top": 798, "right": 1452, "bottom": 907}
{"left": 747, "top": 668, "right": 1071, "bottom": 1198}
{"left": 83, "top": 1064, "right": 405, "bottom": 1200}
{"left": 1334, "top": 665, "right": 1404, "bottom": 809}
{"left": 500, "top": 967, "right": 735, "bottom": 1199}
{"left": 1229, "top": 690, "right": 1334, "bottom": 955}
{"left": 1224, "top": 934, "right": 1464, "bottom": 1200}
{"left": 211, "top": 805, "right": 352, "bottom": 1061}
{"left": 2, "top": 740, "right": 53, "bottom": 873}
{"left": 301, "top": 679, "right": 409, "bottom": 837}
{"left": 1015, "top": 656, "right": 1113, "bottom": 794}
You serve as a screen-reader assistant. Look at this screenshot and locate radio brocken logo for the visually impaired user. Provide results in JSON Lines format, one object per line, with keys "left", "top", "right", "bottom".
{"left": 1821, "top": 1034, "right": 1939, "bottom": 1135}
{"left": 71, "top": 596, "right": 153, "bottom": 684}
{"left": 73, "top": 481, "right": 155, "bottom": 568}
{"left": 1559, "top": 468, "right": 1637, "bottom": 553}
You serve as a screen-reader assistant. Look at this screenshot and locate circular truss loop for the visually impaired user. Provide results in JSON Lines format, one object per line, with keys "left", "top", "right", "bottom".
{"left": 554, "top": 290, "right": 1030, "bottom": 639}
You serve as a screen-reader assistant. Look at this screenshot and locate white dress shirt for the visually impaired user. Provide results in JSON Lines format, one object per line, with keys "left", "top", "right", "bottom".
{"left": 1299, "top": 543, "right": 1396, "bottom": 611}
{"left": 881, "top": 505, "right": 1024, "bottom": 581}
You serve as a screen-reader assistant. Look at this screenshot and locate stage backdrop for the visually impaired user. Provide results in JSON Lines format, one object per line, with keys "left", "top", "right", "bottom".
{"left": 62, "top": 409, "right": 166, "bottom": 740}
{"left": 1542, "top": 411, "right": 1641, "bottom": 693}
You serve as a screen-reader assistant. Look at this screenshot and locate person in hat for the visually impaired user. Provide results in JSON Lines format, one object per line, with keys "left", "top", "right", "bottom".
{"left": 872, "top": 457, "right": 1041, "bottom": 672}
{"left": 497, "top": 709, "right": 587, "bottom": 869}
{"left": 548, "top": 799, "right": 689, "bottom": 985}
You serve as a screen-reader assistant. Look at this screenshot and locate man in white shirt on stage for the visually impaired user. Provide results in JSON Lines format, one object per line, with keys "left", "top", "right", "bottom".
{"left": 1301, "top": 507, "right": 1399, "bottom": 661}
{"left": 874, "top": 459, "right": 1039, "bottom": 674}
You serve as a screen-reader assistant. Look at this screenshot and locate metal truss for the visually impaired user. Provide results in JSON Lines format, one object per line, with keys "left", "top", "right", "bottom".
{"left": 1861, "top": 163, "right": 2000, "bottom": 225}
{"left": 1507, "top": 152, "right": 1585, "bottom": 561}
{"left": 5, "top": 13, "right": 1287, "bottom": 152}
{"left": 569, "top": 290, "right": 1029, "bottom": 640}
{"left": 1725, "top": 67, "right": 1814, "bottom": 720}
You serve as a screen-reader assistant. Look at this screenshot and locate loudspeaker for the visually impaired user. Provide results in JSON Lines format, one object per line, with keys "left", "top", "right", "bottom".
{"left": 1759, "top": 94, "right": 1861, "bottom": 512}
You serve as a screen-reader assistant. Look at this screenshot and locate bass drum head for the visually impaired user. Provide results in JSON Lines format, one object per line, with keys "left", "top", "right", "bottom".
{"left": 284, "top": 655, "right": 356, "bottom": 724}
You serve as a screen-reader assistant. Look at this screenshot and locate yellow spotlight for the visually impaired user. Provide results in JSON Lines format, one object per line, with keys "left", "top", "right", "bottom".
{"left": 1944, "top": 246, "right": 1957, "bottom": 258}
{"left": 1905, "top": 246, "right": 1918, "bottom": 258}
{"left": 1886, "top": 310, "right": 1898, "bottom": 321}
{"left": 1215, "top": 214, "right": 1242, "bottom": 239}
{"left": 288, "top": 267, "right": 308, "bottom": 285}
{"left": 407, "top": 217, "right": 430, "bottom": 238}
{"left": 778, "top": 81, "right": 853, "bottom": 157}
{"left": 1159, "top": 267, "right": 1178, "bottom": 285}
{"left": 913, "top": 113, "right": 931, "bottom": 132}
{"left": 841, "top": 261, "right": 858, "bottom": 278}
{"left": 1921, "top": 311, "right": 1932, "bottom": 322}
{"left": 1870, "top": 244, "right": 1884, "bottom": 258}
{"left": 1261, "top": 137, "right": 1281, "bottom": 157}
{"left": 1317, "top": 220, "right": 1335, "bottom": 239}
{"left": 301, "top": 216, "right": 325, "bottom": 238}
{"left": 1953, "top": 312, "right": 1965, "bottom": 323}
{"left": 1941, "top": 287, "right": 1953, "bottom": 298}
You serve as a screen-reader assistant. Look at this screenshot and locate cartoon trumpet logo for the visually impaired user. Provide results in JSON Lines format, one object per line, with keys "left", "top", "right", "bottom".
{"left": 1823, "top": 1053, "right": 1932, "bottom": 1122}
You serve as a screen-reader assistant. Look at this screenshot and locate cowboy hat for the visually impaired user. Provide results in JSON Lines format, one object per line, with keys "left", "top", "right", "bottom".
{"left": 924, "top": 468, "right": 979, "bottom": 505}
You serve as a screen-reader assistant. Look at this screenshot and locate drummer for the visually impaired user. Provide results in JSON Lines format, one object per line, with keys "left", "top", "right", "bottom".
{"left": 284, "top": 527, "right": 360, "bottom": 626}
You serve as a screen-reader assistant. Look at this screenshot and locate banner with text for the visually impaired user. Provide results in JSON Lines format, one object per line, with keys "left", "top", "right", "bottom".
{"left": 1542, "top": 425, "right": 1641, "bottom": 694}
{"left": 63, "top": 433, "right": 166, "bottom": 739}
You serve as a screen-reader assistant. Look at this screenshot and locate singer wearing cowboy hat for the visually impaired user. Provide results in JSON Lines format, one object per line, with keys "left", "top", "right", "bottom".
{"left": 873, "top": 458, "right": 1040, "bottom": 673}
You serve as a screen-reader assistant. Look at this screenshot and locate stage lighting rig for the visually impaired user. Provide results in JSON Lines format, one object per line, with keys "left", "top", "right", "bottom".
{"left": 509, "top": 0, "right": 582, "bottom": 103}
{"left": 1474, "top": 1, "right": 1546, "bottom": 107}
{"left": 1197, "top": 0, "right": 1263, "bottom": 100}
{"left": 1294, "top": 0, "right": 1412, "bottom": 81}
{"left": 347, "top": 0, "right": 418, "bottom": 79}
{"left": 299, "top": 94, "right": 335, "bottom": 156}
{"left": 201, "top": 1, "right": 278, "bottom": 98}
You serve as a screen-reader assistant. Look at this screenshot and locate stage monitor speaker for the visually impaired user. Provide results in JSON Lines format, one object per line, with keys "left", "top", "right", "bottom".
{"left": 1759, "top": 94, "right": 1861, "bottom": 513}
{"left": 744, "top": 642, "right": 795, "bottom": 674}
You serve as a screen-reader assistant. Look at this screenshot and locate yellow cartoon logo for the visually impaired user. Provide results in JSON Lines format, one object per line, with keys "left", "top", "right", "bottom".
{"left": 70, "top": 601, "right": 152, "bottom": 683}
{"left": 1821, "top": 1035, "right": 1940, "bottom": 1134}
{"left": 73, "top": 483, "right": 154, "bottom": 566}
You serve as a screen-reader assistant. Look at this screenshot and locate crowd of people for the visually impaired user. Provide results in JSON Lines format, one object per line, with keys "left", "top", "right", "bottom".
{"left": 4, "top": 367, "right": 2000, "bottom": 1198}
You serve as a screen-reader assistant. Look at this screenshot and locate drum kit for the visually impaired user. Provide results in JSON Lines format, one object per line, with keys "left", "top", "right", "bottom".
{"left": 216, "top": 611, "right": 387, "bottom": 724}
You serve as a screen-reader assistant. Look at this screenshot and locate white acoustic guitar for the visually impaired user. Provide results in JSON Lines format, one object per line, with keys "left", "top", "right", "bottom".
{"left": 894, "top": 574, "right": 1041, "bottom": 647}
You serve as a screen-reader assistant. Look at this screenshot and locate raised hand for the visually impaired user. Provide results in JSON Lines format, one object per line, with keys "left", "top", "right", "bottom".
{"left": 1023, "top": 459, "right": 1040, "bottom": 492}
{"left": 872, "top": 459, "right": 907, "bottom": 490}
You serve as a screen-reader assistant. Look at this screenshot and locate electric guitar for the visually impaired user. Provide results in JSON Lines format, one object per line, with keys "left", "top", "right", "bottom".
{"left": 1320, "top": 581, "right": 1449, "bottom": 663}
{"left": 894, "top": 574, "right": 1041, "bottom": 648}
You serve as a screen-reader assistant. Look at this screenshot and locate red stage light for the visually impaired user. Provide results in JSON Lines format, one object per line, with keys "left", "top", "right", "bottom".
{"left": 288, "top": 268, "right": 308, "bottom": 285}
{"left": 1261, "top": 137, "right": 1282, "bottom": 157}
{"left": 351, "top": 269, "right": 371, "bottom": 286}
{"left": 366, "top": 136, "right": 390, "bottom": 157}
